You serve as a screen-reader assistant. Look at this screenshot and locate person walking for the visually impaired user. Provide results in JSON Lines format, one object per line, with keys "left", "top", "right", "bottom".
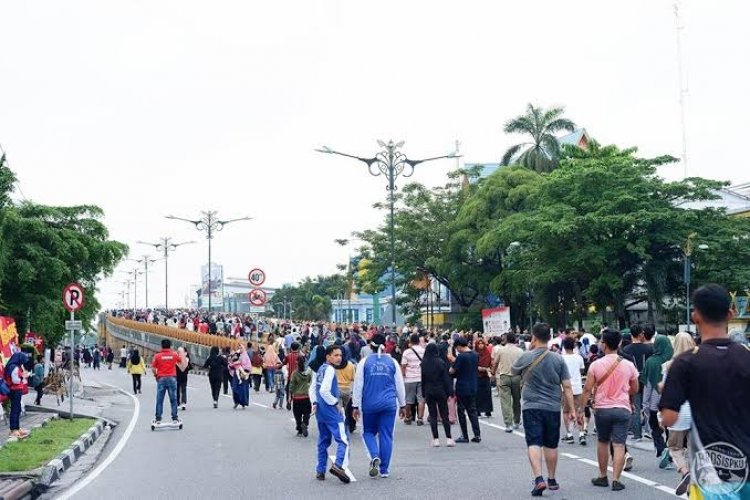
{"left": 229, "top": 346, "right": 251, "bottom": 409}
{"left": 263, "top": 343, "right": 279, "bottom": 392}
{"left": 475, "top": 338, "right": 494, "bottom": 418}
{"left": 449, "top": 337, "right": 481, "bottom": 444}
{"left": 561, "top": 336, "right": 587, "bottom": 445}
{"left": 512, "top": 323, "right": 577, "bottom": 496}
{"left": 400, "top": 333, "right": 425, "bottom": 426}
{"left": 659, "top": 332, "right": 695, "bottom": 496}
{"left": 221, "top": 346, "right": 231, "bottom": 395}
{"left": 4, "top": 352, "right": 30, "bottom": 439}
{"left": 127, "top": 349, "right": 146, "bottom": 394}
{"left": 335, "top": 348, "right": 357, "bottom": 433}
{"left": 289, "top": 355, "right": 313, "bottom": 437}
{"left": 119, "top": 344, "right": 128, "bottom": 368}
{"left": 492, "top": 332, "right": 523, "bottom": 432}
{"left": 660, "top": 284, "right": 750, "bottom": 499}
{"left": 352, "top": 334, "right": 406, "bottom": 478}
{"left": 92, "top": 347, "right": 101, "bottom": 370}
{"left": 420, "top": 342, "right": 455, "bottom": 447}
{"left": 32, "top": 354, "right": 45, "bottom": 405}
{"left": 583, "top": 330, "right": 639, "bottom": 492}
{"left": 175, "top": 347, "right": 191, "bottom": 411}
{"left": 204, "top": 346, "right": 228, "bottom": 408}
{"left": 642, "top": 334, "right": 673, "bottom": 467}
{"left": 622, "top": 324, "right": 654, "bottom": 440}
{"left": 310, "top": 345, "right": 351, "bottom": 484}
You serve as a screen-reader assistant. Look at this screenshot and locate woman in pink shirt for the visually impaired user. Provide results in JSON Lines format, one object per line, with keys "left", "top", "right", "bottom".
{"left": 582, "top": 330, "right": 639, "bottom": 492}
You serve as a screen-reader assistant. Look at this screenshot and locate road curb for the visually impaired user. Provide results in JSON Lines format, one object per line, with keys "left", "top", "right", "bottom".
{"left": 37, "top": 419, "right": 107, "bottom": 490}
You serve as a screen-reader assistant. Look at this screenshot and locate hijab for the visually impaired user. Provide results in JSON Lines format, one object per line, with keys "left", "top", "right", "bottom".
{"left": 5, "top": 352, "right": 28, "bottom": 378}
{"left": 475, "top": 339, "right": 492, "bottom": 368}
{"left": 643, "top": 334, "right": 673, "bottom": 389}
{"left": 420, "top": 343, "right": 446, "bottom": 382}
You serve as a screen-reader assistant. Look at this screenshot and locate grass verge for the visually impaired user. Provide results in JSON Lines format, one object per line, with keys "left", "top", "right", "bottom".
{"left": 0, "top": 418, "right": 96, "bottom": 472}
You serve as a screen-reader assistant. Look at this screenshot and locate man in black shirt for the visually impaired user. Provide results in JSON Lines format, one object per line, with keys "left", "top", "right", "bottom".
{"left": 660, "top": 284, "right": 750, "bottom": 498}
{"left": 622, "top": 324, "right": 653, "bottom": 440}
{"left": 449, "top": 337, "right": 481, "bottom": 444}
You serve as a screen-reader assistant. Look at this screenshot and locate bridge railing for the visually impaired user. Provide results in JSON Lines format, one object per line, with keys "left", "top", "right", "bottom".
{"left": 105, "top": 316, "right": 244, "bottom": 365}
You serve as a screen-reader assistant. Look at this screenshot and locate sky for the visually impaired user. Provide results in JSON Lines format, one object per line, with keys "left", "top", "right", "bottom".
{"left": 1, "top": 0, "right": 748, "bottom": 309}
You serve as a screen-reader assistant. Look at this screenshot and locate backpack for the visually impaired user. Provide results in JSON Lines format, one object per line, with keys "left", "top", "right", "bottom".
{"left": 0, "top": 366, "right": 10, "bottom": 396}
{"left": 251, "top": 351, "right": 263, "bottom": 368}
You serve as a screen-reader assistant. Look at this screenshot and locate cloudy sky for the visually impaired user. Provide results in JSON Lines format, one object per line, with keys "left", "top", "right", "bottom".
{"left": 1, "top": 1, "right": 748, "bottom": 309}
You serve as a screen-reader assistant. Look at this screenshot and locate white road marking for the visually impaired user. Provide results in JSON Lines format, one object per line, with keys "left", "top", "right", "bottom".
{"left": 481, "top": 418, "right": 679, "bottom": 497}
{"left": 328, "top": 455, "right": 357, "bottom": 482}
{"left": 56, "top": 384, "right": 140, "bottom": 500}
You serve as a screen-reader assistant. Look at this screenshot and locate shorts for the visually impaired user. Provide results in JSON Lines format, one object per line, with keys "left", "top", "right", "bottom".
{"left": 594, "top": 407, "right": 631, "bottom": 444}
{"left": 404, "top": 381, "right": 423, "bottom": 405}
{"left": 522, "top": 409, "right": 561, "bottom": 449}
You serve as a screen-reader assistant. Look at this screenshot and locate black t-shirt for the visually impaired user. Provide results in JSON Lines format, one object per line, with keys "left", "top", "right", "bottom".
{"left": 622, "top": 342, "right": 653, "bottom": 373}
{"left": 660, "top": 338, "right": 750, "bottom": 461}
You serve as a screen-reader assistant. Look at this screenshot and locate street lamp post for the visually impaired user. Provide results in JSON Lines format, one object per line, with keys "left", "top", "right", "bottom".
{"left": 137, "top": 238, "right": 195, "bottom": 310}
{"left": 319, "top": 141, "right": 459, "bottom": 327}
{"left": 122, "top": 269, "right": 143, "bottom": 313}
{"left": 136, "top": 255, "right": 157, "bottom": 309}
{"left": 166, "top": 212, "right": 251, "bottom": 312}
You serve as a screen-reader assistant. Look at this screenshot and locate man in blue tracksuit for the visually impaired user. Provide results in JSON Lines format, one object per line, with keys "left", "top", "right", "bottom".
{"left": 352, "top": 333, "right": 406, "bottom": 478}
{"left": 309, "top": 345, "right": 351, "bottom": 483}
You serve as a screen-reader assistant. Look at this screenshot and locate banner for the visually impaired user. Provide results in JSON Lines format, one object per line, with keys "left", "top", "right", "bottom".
{"left": 481, "top": 306, "right": 511, "bottom": 335}
{"left": 201, "top": 262, "right": 224, "bottom": 303}
{"left": 0, "top": 316, "right": 19, "bottom": 365}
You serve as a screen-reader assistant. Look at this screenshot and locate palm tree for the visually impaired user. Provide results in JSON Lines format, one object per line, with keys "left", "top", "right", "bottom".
{"left": 500, "top": 104, "right": 576, "bottom": 173}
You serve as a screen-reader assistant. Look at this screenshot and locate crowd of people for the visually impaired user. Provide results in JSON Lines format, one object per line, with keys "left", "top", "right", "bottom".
{"left": 107, "top": 284, "right": 750, "bottom": 497}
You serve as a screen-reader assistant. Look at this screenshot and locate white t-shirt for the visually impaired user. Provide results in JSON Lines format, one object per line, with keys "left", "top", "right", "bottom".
{"left": 562, "top": 352, "right": 585, "bottom": 395}
{"left": 120, "top": 348, "right": 127, "bottom": 358}
{"left": 401, "top": 345, "right": 425, "bottom": 383}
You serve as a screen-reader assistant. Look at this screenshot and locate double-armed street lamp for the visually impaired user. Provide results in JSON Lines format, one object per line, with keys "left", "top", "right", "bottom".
{"left": 166, "top": 211, "right": 252, "bottom": 312}
{"left": 318, "top": 141, "right": 459, "bottom": 327}
{"left": 121, "top": 269, "right": 143, "bottom": 313}
{"left": 137, "top": 237, "right": 195, "bottom": 310}
{"left": 135, "top": 255, "right": 157, "bottom": 309}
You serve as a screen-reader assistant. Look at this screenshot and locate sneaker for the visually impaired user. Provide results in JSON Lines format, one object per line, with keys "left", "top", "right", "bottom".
{"left": 579, "top": 435, "right": 587, "bottom": 446}
{"left": 296, "top": 431, "right": 303, "bottom": 437}
{"left": 675, "top": 472, "right": 690, "bottom": 496}
{"left": 643, "top": 432, "right": 652, "bottom": 440}
{"left": 329, "top": 464, "right": 350, "bottom": 484}
{"left": 273, "top": 402, "right": 277, "bottom": 409}
{"left": 446, "top": 438, "right": 456, "bottom": 447}
{"left": 233, "top": 404, "right": 238, "bottom": 409}
{"left": 471, "top": 436, "right": 482, "bottom": 443}
{"left": 658, "top": 449, "right": 671, "bottom": 469}
{"left": 172, "top": 419, "right": 180, "bottom": 425}
{"left": 513, "top": 423, "right": 521, "bottom": 430}
{"left": 592, "top": 476, "right": 609, "bottom": 487}
{"left": 505, "top": 427, "right": 514, "bottom": 433}
{"left": 416, "top": 419, "right": 424, "bottom": 426}
{"left": 404, "top": 419, "right": 413, "bottom": 426}
{"left": 455, "top": 436, "right": 470, "bottom": 443}
{"left": 302, "top": 425, "right": 309, "bottom": 438}
{"left": 547, "top": 478, "right": 559, "bottom": 491}
{"left": 213, "top": 402, "right": 218, "bottom": 409}
{"left": 563, "top": 433, "right": 574, "bottom": 444}
{"left": 612, "top": 480, "right": 625, "bottom": 491}
{"left": 531, "top": 478, "right": 547, "bottom": 497}
{"left": 316, "top": 472, "right": 325, "bottom": 481}
{"left": 624, "top": 453, "right": 634, "bottom": 471}
{"left": 369, "top": 457, "right": 381, "bottom": 478}
{"left": 432, "top": 439, "right": 441, "bottom": 447}
{"left": 379, "top": 472, "right": 390, "bottom": 478}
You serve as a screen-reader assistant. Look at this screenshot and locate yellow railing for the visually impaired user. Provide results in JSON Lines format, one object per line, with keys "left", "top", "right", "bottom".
{"left": 107, "top": 316, "right": 244, "bottom": 350}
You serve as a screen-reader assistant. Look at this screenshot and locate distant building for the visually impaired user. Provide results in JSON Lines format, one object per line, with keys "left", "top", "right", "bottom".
{"left": 677, "top": 184, "right": 750, "bottom": 218}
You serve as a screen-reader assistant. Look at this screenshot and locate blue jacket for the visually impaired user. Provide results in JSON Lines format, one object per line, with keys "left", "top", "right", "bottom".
{"left": 352, "top": 352, "right": 406, "bottom": 414}
{"left": 309, "top": 364, "right": 343, "bottom": 423}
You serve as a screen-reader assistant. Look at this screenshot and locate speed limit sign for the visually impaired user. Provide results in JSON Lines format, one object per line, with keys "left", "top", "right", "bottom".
{"left": 248, "top": 268, "right": 266, "bottom": 287}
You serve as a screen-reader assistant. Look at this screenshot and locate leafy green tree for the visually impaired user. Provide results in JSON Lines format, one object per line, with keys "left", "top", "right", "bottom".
{"left": 0, "top": 156, "right": 127, "bottom": 344}
{"left": 500, "top": 104, "right": 576, "bottom": 173}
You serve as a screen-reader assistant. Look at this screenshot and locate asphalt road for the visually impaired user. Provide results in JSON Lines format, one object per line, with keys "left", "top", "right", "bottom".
{"left": 50, "top": 366, "right": 683, "bottom": 500}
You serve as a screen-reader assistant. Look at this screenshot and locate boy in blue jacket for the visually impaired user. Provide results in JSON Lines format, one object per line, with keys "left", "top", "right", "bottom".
{"left": 352, "top": 333, "right": 407, "bottom": 478}
{"left": 309, "top": 345, "right": 350, "bottom": 483}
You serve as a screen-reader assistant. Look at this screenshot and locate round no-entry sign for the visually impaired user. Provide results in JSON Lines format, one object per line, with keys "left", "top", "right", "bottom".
{"left": 248, "top": 268, "right": 266, "bottom": 287}
{"left": 248, "top": 288, "right": 267, "bottom": 306}
{"left": 63, "top": 282, "right": 86, "bottom": 312}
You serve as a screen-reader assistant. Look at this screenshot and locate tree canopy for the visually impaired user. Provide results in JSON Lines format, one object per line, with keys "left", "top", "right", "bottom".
{"left": 0, "top": 154, "right": 127, "bottom": 344}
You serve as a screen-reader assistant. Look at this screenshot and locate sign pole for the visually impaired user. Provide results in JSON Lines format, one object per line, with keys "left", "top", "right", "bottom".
{"left": 69, "top": 310, "right": 74, "bottom": 419}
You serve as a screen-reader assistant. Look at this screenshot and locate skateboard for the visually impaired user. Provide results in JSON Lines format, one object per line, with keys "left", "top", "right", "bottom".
{"left": 151, "top": 418, "right": 183, "bottom": 431}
